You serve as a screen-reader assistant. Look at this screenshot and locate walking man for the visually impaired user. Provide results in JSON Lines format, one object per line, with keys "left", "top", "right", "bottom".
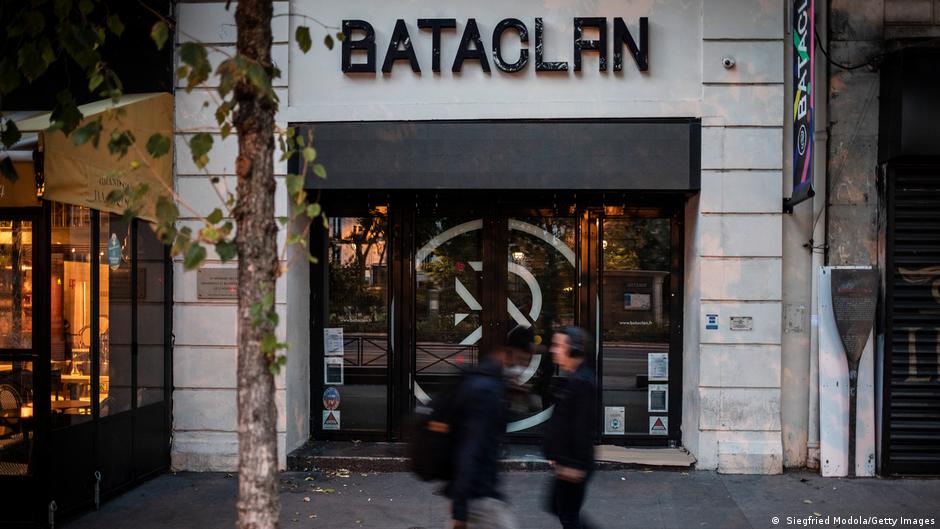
{"left": 544, "top": 327, "right": 598, "bottom": 529}
{"left": 445, "top": 325, "right": 534, "bottom": 529}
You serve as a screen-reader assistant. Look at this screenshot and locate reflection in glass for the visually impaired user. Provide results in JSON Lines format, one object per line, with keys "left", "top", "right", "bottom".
{"left": 0, "top": 360, "right": 33, "bottom": 475}
{"left": 99, "top": 214, "right": 133, "bottom": 415}
{"left": 326, "top": 211, "right": 388, "bottom": 431}
{"left": 415, "top": 217, "right": 482, "bottom": 404}
{"left": 50, "top": 203, "right": 93, "bottom": 426}
{"left": 137, "top": 223, "right": 166, "bottom": 406}
{"left": 505, "top": 217, "right": 576, "bottom": 433}
{"left": 601, "top": 217, "right": 671, "bottom": 435}
{"left": 0, "top": 220, "right": 33, "bottom": 349}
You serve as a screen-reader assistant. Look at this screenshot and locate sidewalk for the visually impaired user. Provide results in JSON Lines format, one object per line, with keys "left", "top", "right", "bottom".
{"left": 64, "top": 470, "right": 940, "bottom": 529}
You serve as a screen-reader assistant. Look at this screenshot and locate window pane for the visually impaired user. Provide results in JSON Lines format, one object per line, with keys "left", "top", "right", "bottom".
{"left": 0, "top": 359, "right": 34, "bottom": 476}
{"left": 326, "top": 211, "right": 388, "bottom": 432}
{"left": 601, "top": 217, "right": 672, "bottom": 435}
{"left": 137, "top": 223, "right": 165, "bottom": 406}
{"left": 99, "top": 214, "right": 133, "bottom": 415}
{"left": 0, "top": 220, "right": 33, "bottom": 349}
{"left": 51, "top": 204, "right": 93, "bottom": 426}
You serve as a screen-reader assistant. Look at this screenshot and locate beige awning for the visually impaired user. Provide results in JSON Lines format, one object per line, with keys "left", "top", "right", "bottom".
{"left": 0, "top": 161, "right": 42, "bottom": 208}
{"left": 4, "top": 93, "right": 173, "bottom": 221}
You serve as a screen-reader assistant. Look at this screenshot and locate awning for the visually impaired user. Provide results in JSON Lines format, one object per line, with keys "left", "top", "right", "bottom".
{"left": 1, "top": 93, "right": 173, "bottom": 222}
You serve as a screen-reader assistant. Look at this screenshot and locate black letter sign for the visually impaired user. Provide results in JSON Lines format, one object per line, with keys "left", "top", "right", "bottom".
{"left": 418, "top": 18, "right": 457, "bottom": 73}
{"left": 613, "top": 17, "right": 648, "bottom": 72}
{"left": 492, "top": 18, "right": 529, "bottom": 72}
{"left": 382, "top": 19, "right": 421, "bottom": 73}
{"left": 342, "top": 19, "right": 376, "bottom": 73}
{"left": 535, "top": 18, "right": 568, "bottom": 72}
{"left": 452, "top": 18, "right": 491, "bottom": 72}
{"left": 573, "top": 17, "right": 607, "bottom": 71}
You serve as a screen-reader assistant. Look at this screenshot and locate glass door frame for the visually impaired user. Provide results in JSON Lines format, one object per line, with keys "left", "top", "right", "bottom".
{"left": 0, "top": 205, "right": 50, "bottom": 527}
{"left": 311, "top": 192, "right": 685, "bottom": 446}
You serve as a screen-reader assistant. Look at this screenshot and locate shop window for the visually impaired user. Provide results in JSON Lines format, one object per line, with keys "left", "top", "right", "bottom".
{"left": 601, "top": 217, "right": 672, "bottom": 435}
{"left": 0, "top": 360, "right": 33, "bottom": 476}
{"left": 50, "top": 204, "right": 93, "bottom": 426}
{"left": 0, "top": 220, "right": 33, "bottom": 349}
{"left": 325, "top": 212, "right": 388, "bottom": 432}
{"left": 136, "top": 223, "right": 165, "bottom": 406}
{"left": 99, "top": 214, "right": 133, "bottom": 415}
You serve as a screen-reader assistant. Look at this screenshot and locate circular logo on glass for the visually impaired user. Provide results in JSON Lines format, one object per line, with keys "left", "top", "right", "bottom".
{"left": 414, "top": 218, "right": 576, "bottom": 433}
{"left": 322, "top": 387, "right": 341, "bottom": 411}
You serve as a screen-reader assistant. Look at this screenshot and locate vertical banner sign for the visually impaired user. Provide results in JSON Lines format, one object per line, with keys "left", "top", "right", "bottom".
{"left": 787, "top": 0, "right": 815, "bottom": 211}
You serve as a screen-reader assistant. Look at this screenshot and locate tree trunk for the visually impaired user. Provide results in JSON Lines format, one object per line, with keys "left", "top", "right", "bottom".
{"left": 232, "top": 1, "right": 279, "bottom": 528}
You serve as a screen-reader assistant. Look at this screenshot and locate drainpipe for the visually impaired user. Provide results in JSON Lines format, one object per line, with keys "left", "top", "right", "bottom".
{"left": 807, "top": 0, "right": 831, "bottom": 469}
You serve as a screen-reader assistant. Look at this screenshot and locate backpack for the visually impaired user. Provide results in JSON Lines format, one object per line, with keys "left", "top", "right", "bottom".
{"left": 408, "top": 374, "right": 467, "bottom": 481}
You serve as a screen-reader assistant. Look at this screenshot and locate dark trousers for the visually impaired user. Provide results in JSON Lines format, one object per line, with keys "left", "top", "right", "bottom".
{"left": 549, "top": 475, "right": 596, "bottom": 529}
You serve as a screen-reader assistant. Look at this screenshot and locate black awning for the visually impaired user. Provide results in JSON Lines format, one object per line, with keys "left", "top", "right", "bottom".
{"left": 298, "top": 119, "right": 700, "bottom": 191}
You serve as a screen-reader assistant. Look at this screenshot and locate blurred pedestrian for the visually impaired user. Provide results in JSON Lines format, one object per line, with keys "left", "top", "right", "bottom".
{"left": 444, "top": 325, "right": 534, "bottom": 529}
{"left": 544, "top": 327, "right": 598, "bottom": 529}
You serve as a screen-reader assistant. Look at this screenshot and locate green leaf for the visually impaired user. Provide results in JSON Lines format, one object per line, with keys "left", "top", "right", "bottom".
{"left": 336, "top": 31, "right": 345, "bottom": 42}
{"left": 245, "top": 62, "right": 272, "bottom": 99}
{"left": 54, "top": 0, "right": 71, "bottom": 20}
{"left": 216, "top": 240, "right": 237, "bottom": 262}
{"left": 38, "top": 38, "right": 56, "bottom": 65}
{"left": 50, "top": 90, "right": 83, "bottom": 135}
{"left": 72, "top": 119, "right": 103, "bottom": 148}
{"left": 24, "top": 11, "right": 46, "bottom": 38}
{"left": 180, "top": 42, "right": 211, "bottom": 89}
{"left": 286, "top": 173, "right": 304, "bottom": 195}
{"left": 183, "top": 243, "right": 207, "bottom": 270}
{"left": 155, "top": 196, "right": 180, "bottom": 225}
{"left": 276, "top": 216, "right": 290, "bottom": 226}
{"left": 18, "top": 44, "right": 47, "bottom": 82}
{"left": 324, "top": 34, "right": 334, "bottom": 50}
{"left": 151, "top": 21, "right": 169, "bottom": 50}
{"left": 313, "top": 163, "right": 327, "bottom": 179}
{"left": 220, "top": 123, "right": 232, "bottom": 140}
{"left": 1, "top": 121, "right": 22, "bottom": 149}
{"left": 206, "top": 208, "right": 223, "bottom": 224}
{"left": 306, "top": 203, "right": 321, "bottom": 218}
{"left": 88, "top": 72, "right": 104, "bottom": 92}
{"left": 107, "top": 14, "right": 125, "bottom": 37}
{"left": 107, "top": 130, "right": 135, "bottom": 158}
{"left": 302, "top": 146, "right": 316, "bottom": 163}
{"left": 261, "top": 333, "right": 278, "bottom": 354}
{"left": 0, "top": 157, "right": 18, "bottom": 183}
{"left": 78, "top": 0, "right": 94, "bottom": 16}
{"left": 146, "top": 133, "right": 171, "bottom": 159}
{"left": 295, "top": 26, "right": 312, "bottom": 54}
{"left": 0, "top": 58, "right": 22, "bottom": 94}
{"left": 106, "top": 189, "right": 126, "bottom": 204}
{"left": 189, "top": 133, "right": 214, "bottom": 169}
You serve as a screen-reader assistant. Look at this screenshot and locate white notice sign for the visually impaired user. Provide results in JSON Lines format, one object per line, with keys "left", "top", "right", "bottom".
{"left": 324, "top": 357, "right": 344, "bottom": 385}
{"left": 604, "top": 406, "right": 625, "bottom": 435}
{"left": 322, "top": 410, "right": 341, "bottom": 430}
{"left": 324, "top": 327, "right": 344, "bottom": 356}
{"left": 648, "top": 384, "right": 668, "bottom": 412}
{"left": 649, "top": 416, "right": 668, "bottom": 435}
{"left": 647, "top": 352, "right": 668, "bottom": 381}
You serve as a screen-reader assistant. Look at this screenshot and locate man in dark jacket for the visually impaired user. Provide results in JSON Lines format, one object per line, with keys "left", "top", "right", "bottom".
{"left": 445, "top": 325, "right": 533, "bottom": 529}
{"left": 544, "top": 327, "right": 598, "bottom": 529}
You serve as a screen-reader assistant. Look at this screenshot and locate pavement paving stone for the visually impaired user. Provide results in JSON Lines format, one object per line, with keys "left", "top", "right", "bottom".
{"left": 62, "top": 470, "right": 940, "bottom": 529}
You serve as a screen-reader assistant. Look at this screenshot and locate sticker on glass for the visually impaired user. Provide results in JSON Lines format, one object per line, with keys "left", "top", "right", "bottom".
{"left": 604, "top": 406, "right": 625, "bottom": 435}
{"left": 322, "top": 410, "right": 340, "bottom": 430}
{"left": 323, "top": 387, "right": 341, "bottom": 410}
{"left": 649, "top": 416, "right": 668, "bottom": 435}
{"left": 324, "top": 327, "right": 344, "bottom": 356}
{"left": 647, "top": 352, "right": 668, "bottom": 381}
{"left": 324, "top": 357, "right": 344, "bottom": 385}
{"left": 648, "top": 384, "right": 668, "bottom": 413}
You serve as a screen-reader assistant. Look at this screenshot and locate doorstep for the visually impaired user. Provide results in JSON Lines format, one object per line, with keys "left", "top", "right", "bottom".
{"left": 287, "top": 441, "right": 696, "bottom": 473}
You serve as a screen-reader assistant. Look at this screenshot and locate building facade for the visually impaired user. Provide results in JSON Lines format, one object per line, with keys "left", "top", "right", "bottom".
{"left": 172, "top": 0, "right": 794, "bottom": 474}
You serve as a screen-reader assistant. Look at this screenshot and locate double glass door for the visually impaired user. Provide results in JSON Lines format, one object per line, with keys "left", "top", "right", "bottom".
{"left": 412, "top": 213, "right": 577, "bottom": 434}
{"left": 315, "top": 195, "right": 681, "bottom": 443}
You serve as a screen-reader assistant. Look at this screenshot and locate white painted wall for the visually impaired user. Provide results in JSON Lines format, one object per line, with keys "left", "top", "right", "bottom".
{"left": 171, "top": 0, "right": 791, "bottom": 474}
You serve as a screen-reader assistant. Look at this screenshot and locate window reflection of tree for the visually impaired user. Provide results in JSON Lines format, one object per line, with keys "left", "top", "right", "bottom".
{"left": 328, "top": 213, "right": 387, "bottom": 334}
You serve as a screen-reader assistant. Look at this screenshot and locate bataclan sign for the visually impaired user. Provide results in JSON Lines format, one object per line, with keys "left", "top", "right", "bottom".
{"left": 341, "top": 17, "right": 649, "bottom": 74}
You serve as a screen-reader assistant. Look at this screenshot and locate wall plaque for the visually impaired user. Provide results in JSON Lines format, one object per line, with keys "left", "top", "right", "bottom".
{"left": 830, "top": 266, "right": 878, "bottom": 477}
{"left": 197, "top": 268, "right": 238, "bottom": 300}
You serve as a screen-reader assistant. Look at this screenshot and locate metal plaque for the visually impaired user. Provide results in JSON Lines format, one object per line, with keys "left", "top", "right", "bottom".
{"left": 831, "top": 268, "right": 878, "bottom": 370}
{"left": 729, "top": 316, "right": 753, "bottom": 331}
{"left": 197, "top": 268, "right": 238, "bottom": 300}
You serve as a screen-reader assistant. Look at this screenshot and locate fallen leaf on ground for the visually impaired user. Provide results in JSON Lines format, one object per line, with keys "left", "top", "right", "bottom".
{"left": 303, "top": 497, "right": 310, "bottom": 502}
{"left": 803, "top": 499, "right": 813, "bottom": 504}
